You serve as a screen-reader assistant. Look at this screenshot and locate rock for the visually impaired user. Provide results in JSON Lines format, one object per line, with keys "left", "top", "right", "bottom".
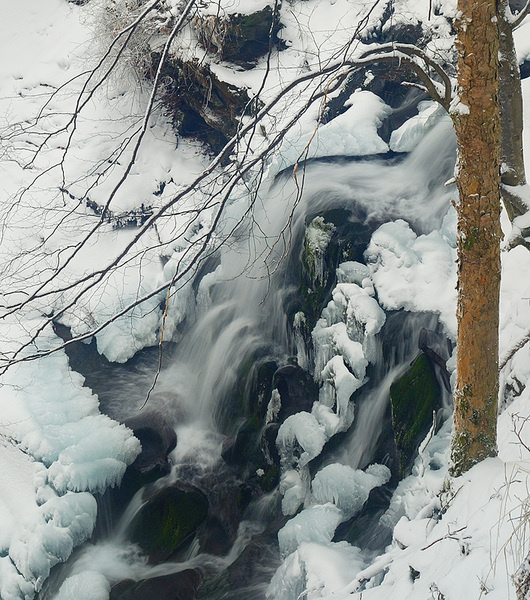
{"left": 198, "top": 514, "right": 233, "bottom": 556}
{"left": 390, "top": 353, "right": 441, "bottom": 477}
{"left": 521, "top": 60, "right": 530, "bottom": 80}
{"left": 110, "top": 570, "right": 201, "bottom": 600}
{"left": 194, "top": 6, "right": 283, "bottom": 68}
{"left": 272, "top": 361, "right": 318, "bottom": 423}
{"left": 129, "top": 484, "right": 208, "bottom": 563}
{"left": 150, "top": 54, "right": 251, "bottom": 154}
{"left": 124, "top": 410, "right": 177, "bottom": 472}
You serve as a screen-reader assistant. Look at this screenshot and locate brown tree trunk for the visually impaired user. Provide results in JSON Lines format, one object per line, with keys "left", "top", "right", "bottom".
{"left": 449, "top": 0, "right": 501, "bottom": 476}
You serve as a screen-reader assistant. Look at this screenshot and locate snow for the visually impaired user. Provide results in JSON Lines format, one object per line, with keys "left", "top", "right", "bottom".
{"left": 267, "top": 541, "right": 367, "bottom": 600}
{"left": 390, "top": 101, "right": 449, "bottom": 153}
{"left": 515, "top": 18, "right": 530, "bottom": 65}
{"left": 1, "top": 0, "right": 530, "bottom": 598}
{"left": 365, "top": 212, "right": 458, "bottom": 339}
{"left": 271, "top": 91, "right": 392, "bottom": 172}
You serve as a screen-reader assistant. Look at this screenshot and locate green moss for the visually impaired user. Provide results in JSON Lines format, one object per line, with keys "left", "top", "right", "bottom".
{"left": 130, "top": 487, "right": 208, "bottom": 563}
{"left": 259, "top": 465, "right": 280, "bottom": 492}
{"left": 390, "top": 353, "right": 441, "bottom": 477}
{"left": 462, "top": 226, "right": 481, "bottom": 250}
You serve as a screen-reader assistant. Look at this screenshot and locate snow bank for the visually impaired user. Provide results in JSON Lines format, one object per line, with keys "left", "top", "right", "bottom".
{"left": 273, "top": 91, "right": 391, "bottom": 172}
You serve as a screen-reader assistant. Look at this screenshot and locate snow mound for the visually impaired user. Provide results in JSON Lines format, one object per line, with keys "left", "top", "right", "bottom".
{"left": 273, "top": 91, "right": 391, "bottom": 172}
{"left": 54, "top": 571, "right": 111, "bottom": 600}
{"left": 268, "top": 541, "right": 366, "bottom": 600}
{"left": 365, "top": 215, "right": 457, "bottom": 338}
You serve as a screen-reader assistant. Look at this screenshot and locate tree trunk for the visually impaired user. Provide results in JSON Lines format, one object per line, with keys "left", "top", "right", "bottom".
{"left": 497, "top": 0, "right": 530, "bottom": 217}
{"left": 449, "top": 0, "right": 501, "bottom": 476}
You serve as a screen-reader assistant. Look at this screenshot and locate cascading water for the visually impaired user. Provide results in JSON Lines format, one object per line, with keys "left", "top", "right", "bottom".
{"left": 39, "top": 116, "right": 457, "bottom": 600}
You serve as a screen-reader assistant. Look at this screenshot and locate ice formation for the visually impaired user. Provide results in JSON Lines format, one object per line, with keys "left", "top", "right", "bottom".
{"left": 0, "top": 325, "right": 140, "bottom": 598}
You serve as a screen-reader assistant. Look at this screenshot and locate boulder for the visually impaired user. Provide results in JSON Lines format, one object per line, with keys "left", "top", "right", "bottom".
{"left": 129, "top": 484, "right": 208, "bottom": 563}
{"left": 150, "top": 54, "right": 250, "bottom": 154}
{"left": 124, "top": 410, "right": 177, "bottom": 472}
{"left": 390, "top": 353, "right": 441, "bottom": 477}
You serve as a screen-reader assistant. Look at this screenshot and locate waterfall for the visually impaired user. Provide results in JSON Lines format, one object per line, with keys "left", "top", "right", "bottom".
{"left": 39, "top": 117, "right": 457, "bottom": 600}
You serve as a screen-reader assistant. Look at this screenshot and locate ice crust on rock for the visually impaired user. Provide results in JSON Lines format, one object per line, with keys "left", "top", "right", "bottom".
{"left": 0, "top": 325, "right": 140, "bottom": 599}
{"left": 9, "top": 492, "right": 97, "bottom": 589}
{"left": 311, "top": 463, "right": 391, "bottom": 519}
{"left": 278, "top": 503, "right": 344, "bottom": 558}
{"left": 277, "top": 412, "right": 327, "bottom": 514}
{"left": 312, "top": 262, "right": 386, "bottom": 433}
{"left": 278, "top": 262, "right": 386, "bottom": 515}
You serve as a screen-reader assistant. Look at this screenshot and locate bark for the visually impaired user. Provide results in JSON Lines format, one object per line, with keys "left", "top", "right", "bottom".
{"left": 498, "top": 0, "right": 526, "bottom": 192}
{"left": 497, "top": 0, "right": 530, "bottom": 218}
{"left": 449, "top": 0, "right": 501, "bottom": 476}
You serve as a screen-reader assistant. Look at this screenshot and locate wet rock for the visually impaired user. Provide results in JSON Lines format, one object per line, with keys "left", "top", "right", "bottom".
{"left": 390, "top": 353, "right": 441, "bottom": 477}
{"left": 198, "top": 514, "right": 233, "bottom": 556}
{"left": 110, "top": 570, "right": 201, "bottom": 600}
{"left": 222, "top": 418, "right": 261, "bottom": 466}
{"left": 272, "top": 361, "right": 317, "bottom": 423}
{"left": 227, "top": 530, "right": 281, "bottom": 594}
{"left": 129, "top": 484, "right": 208, "bottom": 563}
{"left": 124, "top": 409, "right": 177, "bottom": 472}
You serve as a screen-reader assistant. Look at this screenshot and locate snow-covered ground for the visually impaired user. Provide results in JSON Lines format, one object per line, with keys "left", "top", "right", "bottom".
{"left": 1, "top": 0, "right": 530, "bottom": 599}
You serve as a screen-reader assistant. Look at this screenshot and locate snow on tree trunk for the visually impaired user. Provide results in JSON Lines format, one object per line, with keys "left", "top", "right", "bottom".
{"left": 450, "top": 0, "right": 501, "bottom": 476}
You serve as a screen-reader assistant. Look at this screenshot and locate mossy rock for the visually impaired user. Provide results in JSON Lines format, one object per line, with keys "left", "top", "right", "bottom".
{"left": 129, "top": 485, "right": 208, "bottom": 563}
{"left": 194, "top": 6, "right": 283, "bottom": 68}
{"left": 297, "top": 210, "right": 372, "bottom": 329}
{"left": 259, "top": 464, "right": 280, "bottom": 493}
{"left": 390, "top": 353, "right": 441, "bottom": 477}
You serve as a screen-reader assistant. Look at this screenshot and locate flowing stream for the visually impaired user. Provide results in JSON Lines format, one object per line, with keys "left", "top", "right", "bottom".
{"left": 38, "top": 117, "right": 457, "bottom": 600}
